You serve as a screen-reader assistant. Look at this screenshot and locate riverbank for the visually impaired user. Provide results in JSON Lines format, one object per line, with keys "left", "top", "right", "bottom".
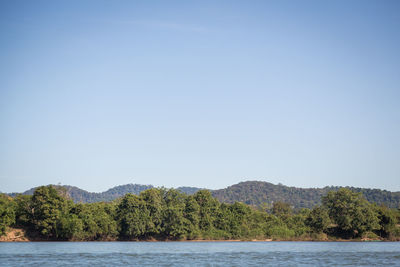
{"left": 0, "top": 228, "right": 29, "bottom": 242}
{"left": 2, "top": 228, "right": 397, "bottom": 242}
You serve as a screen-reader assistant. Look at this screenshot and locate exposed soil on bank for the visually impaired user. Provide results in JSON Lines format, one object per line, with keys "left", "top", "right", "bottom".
{"left": 0, "top": 228, "right": 29, "bottom": 242}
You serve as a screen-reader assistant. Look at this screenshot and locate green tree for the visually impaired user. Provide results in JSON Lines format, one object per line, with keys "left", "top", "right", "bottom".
{"left": 58, "top": 213, "right": 84, "bottom": 240}
{"left": 373, "top": 204, "right": 397, "bottom": 238}
{"left": 13, "top": 195, "right": 33, "bottom": 227}
{"left": 162, "top": 189, "right": 189, "bottom": 239}
{"left": 140, "top": 188, "right": 164, "bottom": 236}
{"left": 322, "top": 188, "right": 379, "bottom": 238}
{"left": 30, "top": 186, "right": 72, "bottom": 239}
{"left": 246, "top": 209, "right": 269, "bottom": 239}
{"left": 71, "top": 202, "right": 118, "bottom": 240}
{"left": 0, "top": 194, "right": 16, "bottom": 236}
{"left": 305, "top": 206, "right": 330, "bottom": 233}
{"left": 117, "top": 193, "right": 149, "bottom": 239}
{"left": 194, "top": 190, "right": 220, "bottom": 234}
{"left": 272, "top": 202, "right": 292, "bottom": 218}
{"left": 184, "top": 195, "right": 201, "bottom": 239}
{"left": 264, "top": 214, "right": 295, "bottom": 239}
{"left": 226, "top": 202, "right": 252, "bottom": 238}
{"left": 285, "top": 213, "right": 309, "bottom": 237}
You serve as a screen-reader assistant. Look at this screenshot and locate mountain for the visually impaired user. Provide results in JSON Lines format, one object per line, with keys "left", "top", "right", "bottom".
{"left": 7, "top": 181, "right": 400, "bottom": 209}
{"left": 211, "top": 181, "right": 400, "bottom": 209}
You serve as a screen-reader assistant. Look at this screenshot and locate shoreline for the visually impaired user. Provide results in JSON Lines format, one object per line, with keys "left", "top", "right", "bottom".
{"left": 1, "top": 228, "right": 397, "bottom": 242}
{"left": 0, "top": 239, "right": 392, "bottom": 242}
{"left": 1, "top": 237, "right": 391, "bottom": 243}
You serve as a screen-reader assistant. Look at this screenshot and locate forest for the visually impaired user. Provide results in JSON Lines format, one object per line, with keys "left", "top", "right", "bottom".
{"left": 1, "top": 185, "right": 400, "bottom": 241}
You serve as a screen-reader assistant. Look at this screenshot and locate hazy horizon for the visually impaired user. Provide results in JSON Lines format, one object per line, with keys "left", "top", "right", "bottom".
{"left": 1, "top": 1, "right": 400, "bottom": 193}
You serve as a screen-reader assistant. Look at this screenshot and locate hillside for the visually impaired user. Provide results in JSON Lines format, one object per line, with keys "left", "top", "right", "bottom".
{"left": 212, "top": 181, "right": 400, "bottom": 209}
{"left": 7, "top": 181, "right": 400, "bottom": 209}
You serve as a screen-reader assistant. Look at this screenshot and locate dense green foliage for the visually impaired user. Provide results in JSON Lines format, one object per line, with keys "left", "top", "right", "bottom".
{"left": 8, "top": 181, "right": 400, "bottom": 209}
{"left": 305, "top": 206, "right": 330, "bottom": 233}
{"left": 0, "top": 194, "right": 15, "bottom": 236}
{"left": 322, "top": 188, "right": 380, "bottom": 238}
{"left": 1, "top": 186, "right": 399, "bottom": 241}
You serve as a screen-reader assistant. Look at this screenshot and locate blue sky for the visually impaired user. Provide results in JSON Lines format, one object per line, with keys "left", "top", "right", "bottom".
{"left": 1, "top": 0, "right": 399, "bottom": 192}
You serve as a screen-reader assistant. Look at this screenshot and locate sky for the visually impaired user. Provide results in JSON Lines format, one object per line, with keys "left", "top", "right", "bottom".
{"left": 1, "top": 0, "right": 400, "bottom": 193}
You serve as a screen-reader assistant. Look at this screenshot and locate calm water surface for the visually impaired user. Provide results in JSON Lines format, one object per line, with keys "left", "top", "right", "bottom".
{"left": 1, "top": 241, "right": 399, "bottom": 266}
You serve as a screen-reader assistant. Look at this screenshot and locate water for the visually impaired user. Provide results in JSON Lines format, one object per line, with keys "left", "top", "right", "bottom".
{"left": 0, "top": 241, "right": 399, "bottom": 266}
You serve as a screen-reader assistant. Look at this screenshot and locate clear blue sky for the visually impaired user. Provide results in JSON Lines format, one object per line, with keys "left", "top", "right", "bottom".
{"left": 1, "top": 0, "right": 399, "bottom": 193}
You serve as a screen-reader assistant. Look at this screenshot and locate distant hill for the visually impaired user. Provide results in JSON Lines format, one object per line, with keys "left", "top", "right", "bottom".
{"left": 211, "top": 181, "right": 400, "bottom": 209}
{"left": 9, "top": 184, "right": 155, "bottom": 203}
{"left": 177, "top": 186, "right": 204, "bottom": 195}
{"left": 8, "top": 184, "right": 204, "bottom": 203}
{"left": 7, "top": 181, "right": 400, "bottom": 209}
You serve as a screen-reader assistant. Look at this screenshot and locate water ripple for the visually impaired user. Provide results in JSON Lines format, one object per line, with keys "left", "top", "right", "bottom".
{"left": 0, "top": 242, "right": 399, "bottom": 266}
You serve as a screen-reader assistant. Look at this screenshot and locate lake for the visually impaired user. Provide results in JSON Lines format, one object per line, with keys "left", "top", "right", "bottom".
{"left": 1, "top": 241, "right": 399, "bottom": 266}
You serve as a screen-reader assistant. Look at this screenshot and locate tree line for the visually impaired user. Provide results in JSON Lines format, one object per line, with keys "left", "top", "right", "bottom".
{"left": 1, "top": 186, "right": 399, "bottom": 241}
{"left": 10, "top": 181, "right": 400, "bottom": 209}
